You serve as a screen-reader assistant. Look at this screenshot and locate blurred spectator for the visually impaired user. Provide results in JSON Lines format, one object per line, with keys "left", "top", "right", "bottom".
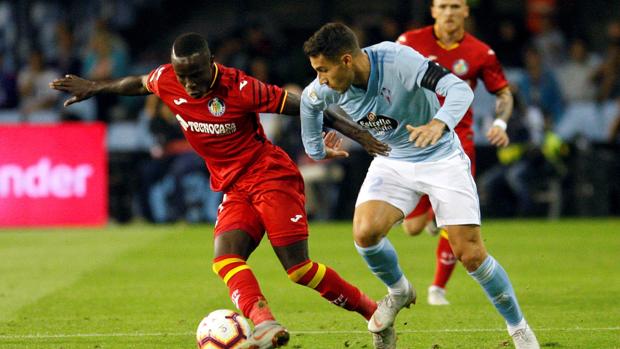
{"left": 17, "top": 50, "right": 59, "bottom": 122}
{"left": 246, "top": 23, "right": 274, "bottom": 59}
{"left": 248, "top": 56, "right": 271, "bottom": 84}
{"left": 554, "top": 38, "right": 603, "bottom": 141}
{"left": 609, "top": 104, "right": 620, "bottom": 143}
{"left": 138, "top": 95, "right": 221, "bottom": 223}
{"left": 366, "top": 15, "right": 402, "bottom": 43}
{"left": 595, "top": 20, "right": 620, "bottom": 102}
{"left": 82, "top": 23, "right": 129, "bottom": 122}
{"left": 378, "top": 16, "right": 402, "bottom": 42}
{"left": 513, "top": 46, "right": 564, "bottom": 125}
{"left": 52, "top": 22, "right": 95, "bottom": 121}
{"left": 532, "top": 14, "right": 566, "bottom": 67}
{"left": 493, "top": 19, "right": 528, "bottom": 68}
{"left": 556, "top": 39, "right": 600, "bottom": 102}
{"left": 0, "top": 53, "right": 18, "bottom": 109}
{"left": 480, "top": 90, "right": 567, "bottom": 216}
{"left": 586, "top": 20, "right": 620, "bottom": 144}
{"left": 53, "top": 23, "right": 82, "bottom": 75}
{"left": 213, "top": 30, "right": 248, "bottom": 69}
{"left": 525, "top": 0, "right": 557, "bottom": 34}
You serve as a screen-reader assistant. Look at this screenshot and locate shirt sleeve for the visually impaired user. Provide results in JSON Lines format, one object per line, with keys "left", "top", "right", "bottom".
{"left": 394, "top": 45, "right": 473, "bottom": 130}
{"left": 238, "top": 73, "right": 287, "bottom": 114}
{"left": 433, "top": 74, "right": 474, "bottom": 130}
{"left": 300, "top": 83, "right": 327, "bottom": 160}
{"left": 145, "top": 64, "right": 168, "bottom": 96}
{"left": 480, "top": 49, "right": 509, "bottom": 93}
{"left": 393, "top": 45, "right": 429, "bottom": 92}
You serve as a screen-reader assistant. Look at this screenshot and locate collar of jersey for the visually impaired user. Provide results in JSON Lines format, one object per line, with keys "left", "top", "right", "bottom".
{"left": 204, "top": 63, "right": 220, "bottom": 96}
{"left": 357, "top": 48, "right": 378, "bottom": 96}
{"left": 432, "top": 26, "right": 463, "bottom": 51}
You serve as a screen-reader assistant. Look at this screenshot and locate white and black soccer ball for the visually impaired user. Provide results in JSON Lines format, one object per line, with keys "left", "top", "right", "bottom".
{"left": 196, "top": 309, "right": 251, "bottom": 349}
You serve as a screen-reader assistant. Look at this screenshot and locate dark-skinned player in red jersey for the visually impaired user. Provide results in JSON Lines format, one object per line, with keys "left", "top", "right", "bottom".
{"left": 50, "top": 33, "right": 393, "bottom": 349}
{"left": 397, "top": 0, "right": 514, "bottom": 306}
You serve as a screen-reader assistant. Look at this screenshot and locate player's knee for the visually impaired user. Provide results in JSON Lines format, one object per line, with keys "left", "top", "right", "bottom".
{"left": 353, "top": 220, "right": 384, "bottom": 247}
{"left": 456, "top": 248, "right": 487, "bottom": 272}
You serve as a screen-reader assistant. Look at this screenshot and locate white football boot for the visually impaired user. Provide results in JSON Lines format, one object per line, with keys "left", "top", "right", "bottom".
{"left": 368, "top": 282, "right": 416, "bottom": 333}
{"left": 240, "top": 320, "right": 290, "bottom": 349}
{"left": 509, "top": 321, "right": 540, "bottom": 349}
{"left": 372, "top": 325, "right": 397, "bottom": 349}
{"left": 427, "top": 285, "right": 450, "bottom": 306}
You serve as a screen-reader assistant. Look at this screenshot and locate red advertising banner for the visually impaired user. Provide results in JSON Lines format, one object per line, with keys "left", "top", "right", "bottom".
{"left": 0, "top": 123, "right": 107, "bottom": 227}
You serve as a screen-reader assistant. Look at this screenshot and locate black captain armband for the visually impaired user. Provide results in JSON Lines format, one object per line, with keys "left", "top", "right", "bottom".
{"left": 420, "top": 61, "right": 450, "bottom": 91}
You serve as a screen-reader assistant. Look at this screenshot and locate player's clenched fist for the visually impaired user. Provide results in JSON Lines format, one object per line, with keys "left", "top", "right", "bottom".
{"left": 486, "top": 126, "right": 510, "bottom": 147}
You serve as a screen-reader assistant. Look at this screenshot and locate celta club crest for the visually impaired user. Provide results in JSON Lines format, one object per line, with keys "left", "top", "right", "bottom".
{"left": 452, "top": 59, "right": 469, "bottom": 76}
{"left": 208, "top": 97, "right": 226, "bottom": 117}
{"left": 380, "top": 87, "right": 392, "bottom": 104}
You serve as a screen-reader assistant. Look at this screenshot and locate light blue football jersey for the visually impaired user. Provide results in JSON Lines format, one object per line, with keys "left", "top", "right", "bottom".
{"left": 300, "top": 41, "right": 473, "bottom": 162}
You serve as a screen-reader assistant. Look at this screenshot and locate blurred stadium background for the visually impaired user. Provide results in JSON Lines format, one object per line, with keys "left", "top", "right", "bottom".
{"left": 1, "top": 1, "right": 620, "bottom": 348}
{"left": 1, "top": 0, "right": 619, "bottom": 224}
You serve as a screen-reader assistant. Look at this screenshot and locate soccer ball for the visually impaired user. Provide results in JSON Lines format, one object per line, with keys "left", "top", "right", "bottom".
{"left": 196, "top": 309, "right": 252, "bottom": 349}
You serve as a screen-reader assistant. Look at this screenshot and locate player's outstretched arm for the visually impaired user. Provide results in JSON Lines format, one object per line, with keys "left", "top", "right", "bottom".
{"left": 49, "top": 74, "right": 150, "bottom": 107}
{"left": 486, "top": 86, "right": 513, "bottom": 147}
{"left": 323, "top": 104, "right": 390, "bottom": 156}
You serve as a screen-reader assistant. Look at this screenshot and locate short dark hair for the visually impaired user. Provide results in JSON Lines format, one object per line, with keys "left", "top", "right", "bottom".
{"left": 303, "top": 23, "right": 360, "bottom": 60}
{"left": 172, "top": 32, "right": 210, "bottom": 57}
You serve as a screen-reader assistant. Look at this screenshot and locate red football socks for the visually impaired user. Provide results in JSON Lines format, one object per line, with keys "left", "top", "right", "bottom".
{"left": 432, "top": 232, "right": 457, "bottom": 289}
{"left": 288, "top": 260, "right": 377, "bottom": 320}
{"left": 213, "top": 255, "right": 275, "bottom": 325}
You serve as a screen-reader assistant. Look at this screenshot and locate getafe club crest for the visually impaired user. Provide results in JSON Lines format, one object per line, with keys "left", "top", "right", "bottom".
{"left": 208, "top": 97, "right": 226, "bottom": 117}
{"left": 452, "top": 59, "right": 469, "bottom": 76}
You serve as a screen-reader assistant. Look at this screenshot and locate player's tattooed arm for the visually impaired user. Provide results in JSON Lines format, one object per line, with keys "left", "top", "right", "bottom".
{"left": 49, "top": 74, "right": 150, "bottom": 107}
{"left": 494, "top": 86, "right": 513, "bottom": 123}
{"left": 323, "top": 104, "right": 390, "bottom": 156}
{"left": 487, "top": 86, "right": 513, "bottom": 147}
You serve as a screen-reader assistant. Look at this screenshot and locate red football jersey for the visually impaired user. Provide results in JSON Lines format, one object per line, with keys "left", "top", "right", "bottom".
{"left": 146, "top": 63, "right": 288, "bottom": 191}
{"left": 397, "top": 26, "right": 508, "bottom": 140}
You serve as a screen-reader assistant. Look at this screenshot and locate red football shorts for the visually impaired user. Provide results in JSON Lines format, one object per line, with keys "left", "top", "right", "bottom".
{"left": 214, "top": 146, "right": 309, "bottom": 247}
{"left": 406, "top": 133, "right": 476, "bottom": 219}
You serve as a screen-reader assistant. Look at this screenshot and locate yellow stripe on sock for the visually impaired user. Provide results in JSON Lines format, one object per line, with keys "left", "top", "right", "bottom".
{"left": 307, "top": 263, "right": 327, "bottom": 289}
{"left": 212, "top": 258, "right": 245, "bottom": 274}
{"left": 440, "top": 229, "right": 449, "bottom": 240}
{"left": 287, "top": 261, "right": 313, "bottom": 283}
{"left": 223, "top": 265, "right": 251, "bottom": 284}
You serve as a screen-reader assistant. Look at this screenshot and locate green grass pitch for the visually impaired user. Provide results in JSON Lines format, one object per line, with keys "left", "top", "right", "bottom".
{"left": 0, "top": 219, "right": 619, "bottom": 348}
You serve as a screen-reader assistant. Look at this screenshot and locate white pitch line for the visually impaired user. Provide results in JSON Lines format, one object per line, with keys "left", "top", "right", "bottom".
{"left": 0, "top": 327, "right": 618, "bottom": 340}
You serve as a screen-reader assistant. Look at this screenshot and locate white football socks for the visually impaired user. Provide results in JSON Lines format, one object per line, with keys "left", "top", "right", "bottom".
{"left": 388, "top": 275, "right": 410, "bottom": 295}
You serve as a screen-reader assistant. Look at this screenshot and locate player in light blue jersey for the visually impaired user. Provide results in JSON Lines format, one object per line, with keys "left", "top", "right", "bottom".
{"left": 300, "top": 23, "right": 539, "bottom": 349}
